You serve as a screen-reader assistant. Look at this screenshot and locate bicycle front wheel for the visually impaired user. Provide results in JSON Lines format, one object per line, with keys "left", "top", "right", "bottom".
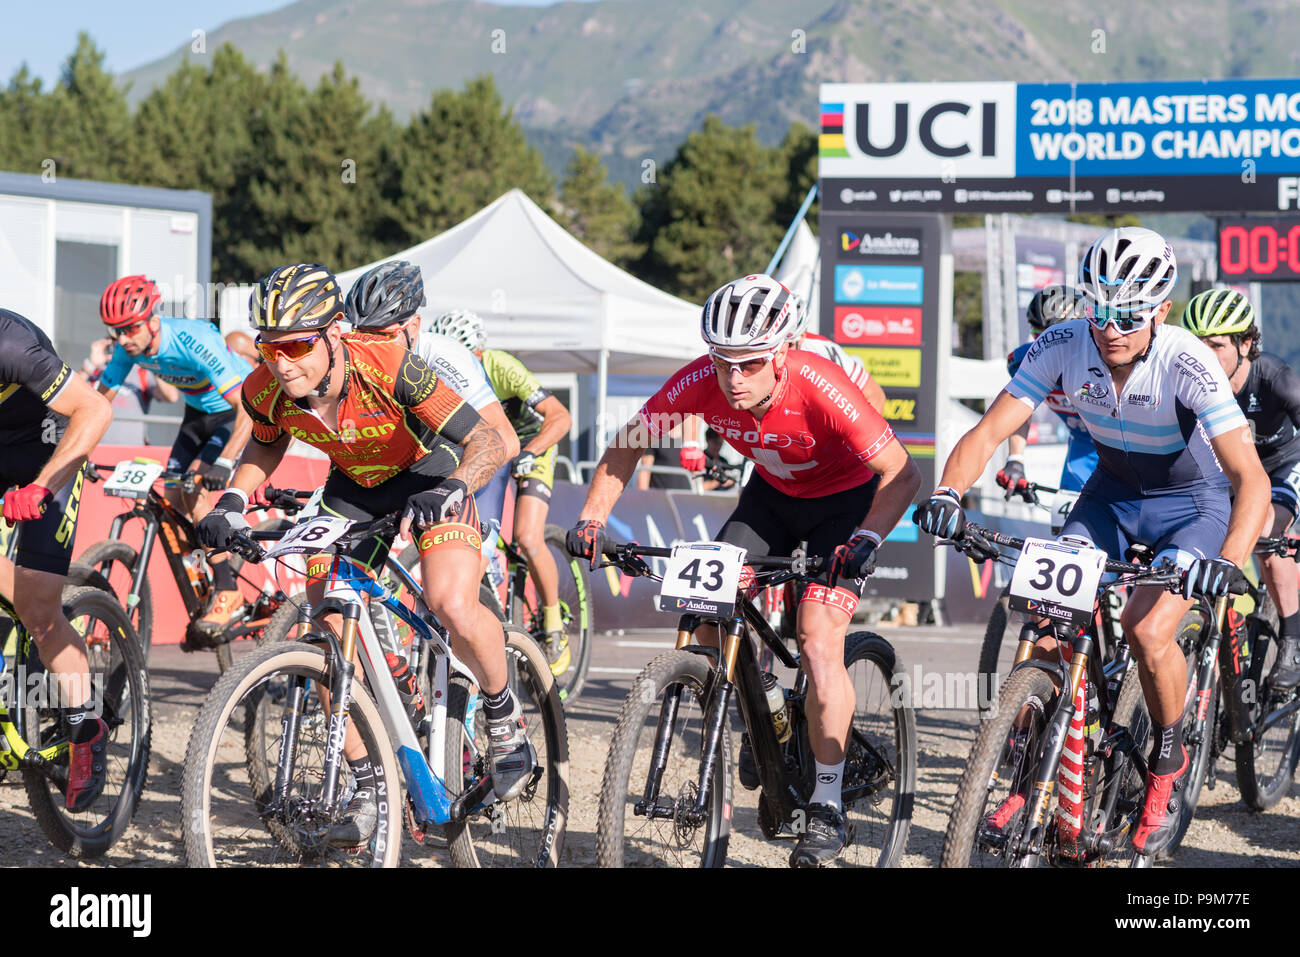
{"left": 75, "top": 540, "right": 153, "bottom": 660}
{"left": 1237, "top": 592, "right": 1300, "bottom": 810}
{"left": 22, "top": 586, "right": 151, "bottom": 858}
{"left": 943, "top": 667, "right": 1057, "bottom": 868}
{"left": 841, "top": 631, "right": 915, "bottom": 866}
{"left": 443, "top": 625, "right": 568, "bottom": 867}
{"left": 976, "top": 589, "right": 1015, "bottom": 718}
{"left": 597, "top": 649, "right": 731, "bottom": 868}
{"left": 182, "top": 641, "right": 402, "bottom": 867}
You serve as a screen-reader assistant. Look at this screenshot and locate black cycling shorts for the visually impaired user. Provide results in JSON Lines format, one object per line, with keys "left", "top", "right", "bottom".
{"left": 318, "top": 454, "right": 481, "bottom": 571}
{"left": 168, "top": 405, "right": 236, "bottom": 472}
{"left": 0, "top": 443, "right": 83, "bottom": 577}
{"left": 1267, "top": 457, "right": 1300, "bottom": 524}
{"left": 716, "top": 471, "right": 878, "bottom": 615}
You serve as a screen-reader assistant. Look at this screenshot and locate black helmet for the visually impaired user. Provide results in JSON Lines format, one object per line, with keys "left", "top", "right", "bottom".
{"left": 345, "top": 260, "right": 427, "bottom": 330}
{"left": 1027, "top": 284, "right": 1090, "bottom": 334}
{"left": 250, "top": 263, "right": 344, "bottom": 332}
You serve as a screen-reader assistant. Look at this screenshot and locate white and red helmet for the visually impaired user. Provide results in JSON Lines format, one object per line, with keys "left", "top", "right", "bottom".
{"left": 701, "top": 275, "right": 796, "bottom": 351}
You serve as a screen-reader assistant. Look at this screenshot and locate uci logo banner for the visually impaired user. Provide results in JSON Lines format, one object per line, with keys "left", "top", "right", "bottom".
{"left": 820, "top": 82, "right": 1017, "bottom": 179}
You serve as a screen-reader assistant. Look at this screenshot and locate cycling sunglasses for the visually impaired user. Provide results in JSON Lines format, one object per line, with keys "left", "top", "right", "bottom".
{"left": 1085, "top": 302, "right": 1157, "bottom": 336}
{"left": 710, "top": 348, "right": 778, "bottom": 376}
{"left": 107, "top": 320, "right": 149, "bottom": 339}
{"left": 255, "top": 331, "right": 324, "bottom": 362}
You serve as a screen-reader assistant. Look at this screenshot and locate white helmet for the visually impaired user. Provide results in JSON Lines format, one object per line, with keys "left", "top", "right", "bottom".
{"left": 425, "top": 309, "right": 486, "bottom": 351}
{"left": 1078, "top": 227, "right": 1177, "bottom": 313}
{"left": 701, "top": 275, "right": 796, "bottom": 351}
{"left": 784, "top": 290, "right": 810, "bottom": 342}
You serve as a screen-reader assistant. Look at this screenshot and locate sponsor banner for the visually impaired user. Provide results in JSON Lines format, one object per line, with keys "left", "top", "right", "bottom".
{"left": 893, "top": 431, "right": 936, "bottom": 459}
{"left": 820, "top": 174, "right": 1300, "bottom": 213}
{"left": 820, "top": 82, "right": 1018, "bottom": 179}
{"left": 1014, "top": 236, "right": 1067, "bottom": 341}
{"left": 886, "top": 506, "right": 918, "bottom": 542}
{"left": 822, "top": 81, "right": 1300, "bottom": 192}
{"left": 837, "top": 228, "right": 923, "bottom": 259}
{"left": 834, "top": 305, "right": 923, "bottom": 346}
{"left": 834, "top": 265, "right": 924, "bottom": 304}
{"left": 844, "top": 346, "right": 922, "bottom": 388}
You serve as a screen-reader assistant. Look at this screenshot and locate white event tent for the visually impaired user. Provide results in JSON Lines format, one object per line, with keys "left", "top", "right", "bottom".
{"left": 336, "top": 189, "right": 703, "bottom": 445}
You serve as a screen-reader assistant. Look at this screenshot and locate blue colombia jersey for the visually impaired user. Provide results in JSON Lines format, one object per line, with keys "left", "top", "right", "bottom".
{"left": 101, "top": 317, "right": 251, "bottom": 414}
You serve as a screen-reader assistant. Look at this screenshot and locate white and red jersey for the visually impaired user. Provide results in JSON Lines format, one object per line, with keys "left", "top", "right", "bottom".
{"left": 798, "top": 332, "right": 873, "bottom": 393}
{"left": 638, "top": 351, "right": 896, "bottom": 498}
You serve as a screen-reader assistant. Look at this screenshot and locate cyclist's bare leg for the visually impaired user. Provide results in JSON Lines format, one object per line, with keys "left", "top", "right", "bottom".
{"left": 795, "top": 599, "right": 853, "bottom": 764}
{"left": 1122, "top": 585, "right": 1192, "bottom": 726}
{"left": 421, "top": 543, "right": 508, "bottom": 693}
{"left": 0, "top": 559, "right": 92, "bottom": 707}
{"left": 1262, "top": 504, "right": 1298, "bottom": 619}
{"left": 514, "top": 493, "right": 559, "bottom": 609}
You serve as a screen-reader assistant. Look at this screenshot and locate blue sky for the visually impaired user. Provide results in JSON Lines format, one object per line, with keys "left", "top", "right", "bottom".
{"left": 2, "top": 0, "right": 587, "bottom": 85}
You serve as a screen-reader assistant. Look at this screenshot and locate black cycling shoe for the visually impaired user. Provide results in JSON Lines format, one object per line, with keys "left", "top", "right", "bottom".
{"left": 738, "top": 733, "right": 759, "bottom": 790}
{"left": 789, "top": 802, "right": 847, "bottom": 868}
{"left": 1268, "top": 637, "right": 1300, "bottom": 692}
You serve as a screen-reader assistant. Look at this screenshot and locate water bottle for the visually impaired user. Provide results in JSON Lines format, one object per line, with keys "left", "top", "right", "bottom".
{"left": 385, "top": 653, "right": 427, "bottom": 731}
{"left": 760, "top": 671, "right": 791, "bottom": 744}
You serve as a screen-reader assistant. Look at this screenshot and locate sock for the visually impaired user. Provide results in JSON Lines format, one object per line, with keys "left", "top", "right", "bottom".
{"left": 64, "top": 706, "right": 100, "bottom": 744}
{"left": 211, "top": 557, "right": 237, "bottom": 591}
{"left": 481, "top": 684, "right": 516, "bottom": 723}
{"left": 543, "top": 604, "right": 563, "bottom": 634}
{"left": 1149, "top": 719, "right": 1185, "bottom": 776}
{"left": 1280, "top": 610, "right": 1300, "bottom": 641}
{"left": 347, "top": 757, "right": 376, "bottom": 792}
{"left": 810, "top": 759, "right": 845, "bottom": 811}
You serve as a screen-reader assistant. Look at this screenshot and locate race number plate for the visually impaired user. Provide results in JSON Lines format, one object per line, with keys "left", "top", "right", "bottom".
{"left": 658, "top": 542, "right": 747, "bottom": 618}
{"left": 265, "top": 516, "right": 352, "bottom": 560}
{"left": 102, "top": 460, "right": 165, "bottom": 499}
{"left": 1049, "top": 489, "right": 1080, "bottom": 535}
{"left": 1008, "top": 537, "right": 1106, "bottom": 626}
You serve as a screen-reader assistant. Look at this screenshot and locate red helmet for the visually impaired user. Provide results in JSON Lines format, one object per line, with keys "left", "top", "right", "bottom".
{"left": 100, "top": 275, "right": 161, "bottom": 327}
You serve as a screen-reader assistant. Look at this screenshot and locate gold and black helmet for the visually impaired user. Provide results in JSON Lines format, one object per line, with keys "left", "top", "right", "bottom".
{"left": 250, "top": 263, "right": 344, "bottom": 332}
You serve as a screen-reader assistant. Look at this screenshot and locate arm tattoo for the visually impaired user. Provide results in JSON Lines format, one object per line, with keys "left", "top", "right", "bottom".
{"left": 456, "top": 420, "right": 509, "bottom": 493}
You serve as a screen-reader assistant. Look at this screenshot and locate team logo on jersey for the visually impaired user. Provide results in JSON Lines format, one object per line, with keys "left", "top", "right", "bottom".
{"left": 1175, "top": 352, "right": 1219, "bottom": 393}
{"left": 1126, "top": 392, "right": 1160, "bottom": 408}
{"left": 1247, "top": 392, "right": 1261, "bottom": 413}
{"left": 1026, "top": 326, "right": 1073, "bottom": 361}
{"left": 1076, "top": 381, "right": 1110, "bottom": 406}
{"left": 760, "top": 431, "right": 816, "bottom": 451}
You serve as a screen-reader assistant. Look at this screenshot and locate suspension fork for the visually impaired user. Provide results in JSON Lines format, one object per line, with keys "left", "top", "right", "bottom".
{"left": 1022, "top": 632, "right": 1094, "bottom": 856}
{"left": 688, "top": 616, "right": 743, "bottom": 819}
{"left": 637, "top": 616, "right": 701, "bottom": 815}
{"left": 319, "top": 599, "right": 362, "bottom": 814}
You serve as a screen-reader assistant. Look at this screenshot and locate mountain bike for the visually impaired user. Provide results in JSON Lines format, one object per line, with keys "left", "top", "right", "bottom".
{"left": 400, "top": 522, "right": 596, "bottom": 706}
{"left": 0, "top": 515, "right": 150, "bottom": 857}
{"left": 181, "top": 510, "right": 568, "bottom": 867}
{"left": 80, "top": 459, "right": 306, "bottom": 671}
{"left": 595, "top": 539, "right": 915, "bottom": 867}
{"left": 1161, "top": 535, "right": 1300, "bottom": 853}
{"left": 936, "top": 521, "right": 1201, "bottom": 868}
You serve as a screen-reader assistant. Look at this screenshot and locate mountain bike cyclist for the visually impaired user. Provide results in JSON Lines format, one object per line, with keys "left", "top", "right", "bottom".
{"left": 95, "top": 276, "right": 254, "bottom": 634}
{"left": 995, "top": 285, "right": 1098, "bottom": 503}
{"left": 343, "top": 260, "right": 521, "bottom": 561}
{"left": 426, "top": 310, "right": 575, "bottom": 674}
{"left": 677, "top": 300, "right": 887, "bottom": 475}
{"left": 915, "top": 227, "right": 1270, "bottom": 858}
{"left": 565, "top": 273, "right": 921, "bottom": 866}
{"left": 1180, "top": 287, "right": 1300, "bottom": 691}
{"left": 0, "top": 308, "right": 115, "bottom": 810}
{"left": 194, "top": 264, "right": 523, "bottom": 847}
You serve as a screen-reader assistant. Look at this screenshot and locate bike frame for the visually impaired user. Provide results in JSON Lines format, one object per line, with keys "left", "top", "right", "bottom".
{"left": 108, "top": 491, "right": 209, "bottom": 620}
{"left": 275, "top": 551, "right": 491, "bottom": 828}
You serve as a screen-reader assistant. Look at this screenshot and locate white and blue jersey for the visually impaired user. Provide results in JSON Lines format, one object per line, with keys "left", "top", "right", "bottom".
{"left": 1005, "top": 321, "right": 1247, "bottom": 495}
{"left": 1007, "top": 341, "right": 1097, "bottom": 492}
{"left": 100, "top": 317, "right": 250, "bottom": 415}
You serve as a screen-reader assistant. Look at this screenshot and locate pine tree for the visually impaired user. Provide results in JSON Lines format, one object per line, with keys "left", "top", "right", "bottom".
{"left": 634, "top": 115, "right": 786, "bottom": 302}
{"left": 390, "top": 75, "right": 553, "bottom": 244}
{"left": 558, "top": 146, "right": 642, "bottom": 266}
{"left": 45, "top": 33, "right": 132, "bottom": 181}
{"left": 0, "top": 66, "right": 53, "bottom": 174}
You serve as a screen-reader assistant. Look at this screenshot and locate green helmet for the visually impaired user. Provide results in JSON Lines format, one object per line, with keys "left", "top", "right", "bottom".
{"left": 1182, "top": 288, "right": 1256, "bottom": 337}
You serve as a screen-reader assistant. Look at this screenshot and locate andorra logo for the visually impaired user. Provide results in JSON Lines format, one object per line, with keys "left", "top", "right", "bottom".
{"left": 841, "top": 231, "right": 862, "bottom": 252}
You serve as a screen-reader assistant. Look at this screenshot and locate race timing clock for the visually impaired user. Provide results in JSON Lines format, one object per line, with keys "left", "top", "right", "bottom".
{"left": 1218, "top": 217, "right": 1300, "bottom": 281}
